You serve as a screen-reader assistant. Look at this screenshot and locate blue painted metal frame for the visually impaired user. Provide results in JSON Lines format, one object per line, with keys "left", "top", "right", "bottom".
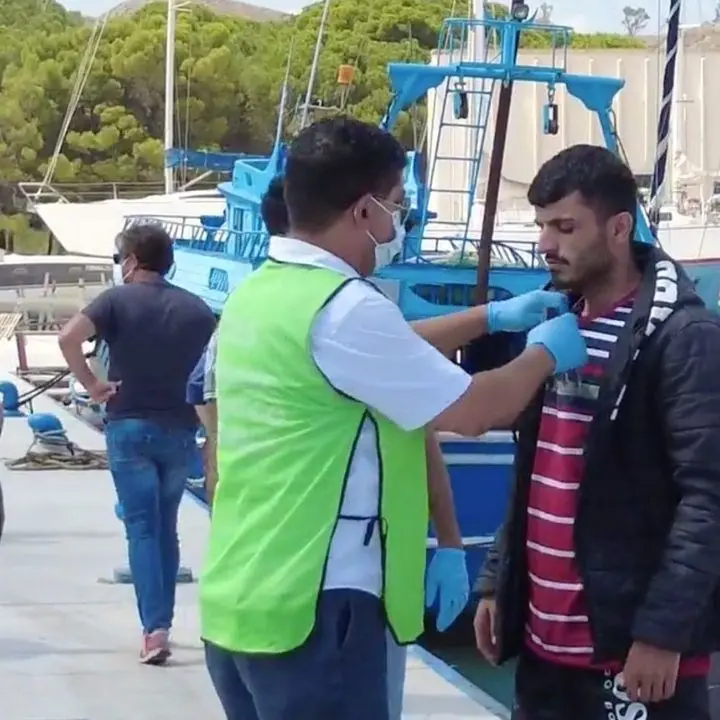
{"left": 380, "top": 16, "right": 655, "bottom": 247}
{"left": 133, "top": 15, "right": 662, "bottom": 319}
{"left": 165, "top": 148, "right": 256, "bottom": 172}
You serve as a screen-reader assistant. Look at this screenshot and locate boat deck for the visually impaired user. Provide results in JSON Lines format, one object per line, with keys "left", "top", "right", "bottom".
{"left": 0, "top": 373, "right": 507, "bottom": 719}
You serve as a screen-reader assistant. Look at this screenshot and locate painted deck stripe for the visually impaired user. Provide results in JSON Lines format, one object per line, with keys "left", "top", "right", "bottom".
{"left": 427, "top": 535, "right": 496, "bottom": 548}
{"left": 411, "top": 646, "right": 511, "bottom": 719}
{"left": 442, "top": 453, "right": 514, "bottom": 465}
{"left": 438, "top": 431, "right": 515, "bottom": 444}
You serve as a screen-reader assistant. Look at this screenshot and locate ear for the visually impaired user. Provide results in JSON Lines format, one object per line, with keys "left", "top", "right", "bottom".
{"left": 608, "top": 211, "right": 633, "bottom": 245}
{"left": 352, "top": 195, "right": 372, "bottom": 224}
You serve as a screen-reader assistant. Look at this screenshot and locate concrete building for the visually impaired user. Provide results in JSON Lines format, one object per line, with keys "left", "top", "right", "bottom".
{"left": 426, "top": 46, "right": 719, "bottom": 222}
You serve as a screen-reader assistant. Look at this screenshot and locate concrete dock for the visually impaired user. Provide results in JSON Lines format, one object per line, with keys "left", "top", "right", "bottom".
{"left": 0, "top": 372, "right": 507, "bottom": 720}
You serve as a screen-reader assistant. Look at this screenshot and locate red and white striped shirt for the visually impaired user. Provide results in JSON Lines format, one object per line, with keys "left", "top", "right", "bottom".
{"left": 524, "top": 292, "right": 709, "bottom": 675}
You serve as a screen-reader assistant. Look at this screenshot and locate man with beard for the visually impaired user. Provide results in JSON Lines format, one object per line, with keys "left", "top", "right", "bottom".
{"left": 474, "top": 144, "right": 720, "bottom": 720}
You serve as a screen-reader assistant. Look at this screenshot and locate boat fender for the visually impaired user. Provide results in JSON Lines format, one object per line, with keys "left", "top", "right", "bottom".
{"left": 0, "top": 381, "right": 20, "bottom": 416}
{"left": 27, "top": 413, "right": 71, "bottom": 452}
{"left": 453, "top": 90, "right": 469, "bottom": 120}
{"left": 542, "top": 102, "right": 559, "bottom": 135}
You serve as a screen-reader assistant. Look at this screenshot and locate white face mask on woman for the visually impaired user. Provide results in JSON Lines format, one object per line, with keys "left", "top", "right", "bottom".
{"left": 367, "top": 197, "right": 406, "bottom": 270}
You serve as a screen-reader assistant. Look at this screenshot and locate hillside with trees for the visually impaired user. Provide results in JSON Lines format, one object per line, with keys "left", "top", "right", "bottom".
{"left": 109, "top": 0, "right": 288, "bottom": 23}
{"left": 0, "top": 0, "right": 645, "bottom": 189}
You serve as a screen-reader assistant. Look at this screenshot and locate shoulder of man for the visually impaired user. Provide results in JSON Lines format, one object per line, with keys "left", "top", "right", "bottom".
{"left": 652, "top": 302, "right": 720, "bottom": 345}
{"left": 316, "top": 277, "right": 400, "bottom": 329}
{"left": 643, "top": 304, "right": 720, "bottom": 396}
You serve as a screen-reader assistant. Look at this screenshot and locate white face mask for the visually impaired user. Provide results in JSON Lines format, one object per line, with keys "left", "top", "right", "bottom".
{"left": 112, "top": 263, "right": 124, "bottom": 286}
{"left": 112, "top": 257, "right": 130, "bottom": 286}
{"left": 367, "top": 198, "right": 406, "bottom": 271}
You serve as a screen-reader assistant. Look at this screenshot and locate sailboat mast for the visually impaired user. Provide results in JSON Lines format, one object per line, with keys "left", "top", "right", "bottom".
{"left": 299, "top": 0, "right": 331, "bottom": 130}
{"left": 648, "top": 0, "right": 681, "bottom": 224}
{"left": 273, "top": 39, "right": 295, "bottom": 151}
{"left": 474, "top": 1, "right": 524, "bottom": 303}
{"left": 164, "top": 0, "right": 177, "bottom": 194}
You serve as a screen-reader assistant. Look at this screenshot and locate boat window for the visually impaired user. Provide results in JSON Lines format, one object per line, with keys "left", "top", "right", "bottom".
{"left": 0, "top": 264, "right": 110, "bottom": 287}
{"left": 233, "top": 208, "right": 244, "bottom": 231}
{"left": 412, "top": 283, "right": 514, "bottom": 306}
{"left": 449, "top": 284, "right": 466, "bottom": 306}
{"left": 658, "top": 211, "right": 673, "bottom": 222}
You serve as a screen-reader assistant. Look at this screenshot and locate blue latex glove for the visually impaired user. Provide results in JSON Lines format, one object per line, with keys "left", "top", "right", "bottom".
{"left": 486, "top": 290, "right": 568, "bottom": 333}
{"left": 526, "top": 312, "right": 588, "bottom": 374}
{"left": 425, "top": 548, "right": 470, "bottom": 631}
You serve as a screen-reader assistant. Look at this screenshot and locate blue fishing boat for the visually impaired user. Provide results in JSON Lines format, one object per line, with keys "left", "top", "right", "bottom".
{"left": 98, "top": 2, "right": 685, "bottom": 602}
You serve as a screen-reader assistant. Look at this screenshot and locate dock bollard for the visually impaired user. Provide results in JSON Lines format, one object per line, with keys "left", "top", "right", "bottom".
{"left": 112, "top": 502, "right": 194, "bottom": 584}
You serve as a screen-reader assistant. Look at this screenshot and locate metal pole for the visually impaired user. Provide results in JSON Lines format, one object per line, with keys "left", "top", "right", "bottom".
{"left": 474, "top": 2, "right": 523, "bottom": 304}
{"left": 468, "top": 0, "right": 486, "bottom": 217}
{"left": 299, "top": 0, "right": 331, "bottom": 130}
{"left": 274, "top": 38, "right": 295, "bottom": 150}
{"left": 163, "top": 0, "right": 177, "bottom": 195}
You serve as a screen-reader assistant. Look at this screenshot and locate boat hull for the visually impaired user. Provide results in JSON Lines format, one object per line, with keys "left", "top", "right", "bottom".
{"left": 431, "top": 432, "right": 514, "bottom": 594}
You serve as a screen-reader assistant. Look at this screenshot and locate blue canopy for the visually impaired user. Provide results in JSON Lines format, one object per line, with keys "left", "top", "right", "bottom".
{"left": 165, "top": 148, "right": 257, "bottom": 172}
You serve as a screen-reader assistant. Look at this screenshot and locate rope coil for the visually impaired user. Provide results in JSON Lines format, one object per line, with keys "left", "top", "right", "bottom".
{"left": 5, "top": 428, "right": 108, "bottom": 471}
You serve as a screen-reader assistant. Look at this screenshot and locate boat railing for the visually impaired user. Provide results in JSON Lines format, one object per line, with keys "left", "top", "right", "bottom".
{"left": 123, "top": 214, "right": 547, "bottom": 271}
{"left": 19, "top": 181, "right": 221, "bottom": 209}
{"left": 438, "top": 16, "right": 571, "bottom": 74}
{"left": 415, "top": 236, "right": 546, "bottom": 270}
{"left": 124, "top": 214, "right": 270, "bottom": 262}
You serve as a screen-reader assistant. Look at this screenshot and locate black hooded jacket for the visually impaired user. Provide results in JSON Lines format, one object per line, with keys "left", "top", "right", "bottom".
{"left": 476, "top": 245, "right": 720, "bottom": 665}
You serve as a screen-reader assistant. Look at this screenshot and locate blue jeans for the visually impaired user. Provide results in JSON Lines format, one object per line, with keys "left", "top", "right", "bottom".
{"left": 106, "top": 418, "right": 195, "bottom": 634}
{"left": 204, "top": 589, "right": 389, "bottom": 720}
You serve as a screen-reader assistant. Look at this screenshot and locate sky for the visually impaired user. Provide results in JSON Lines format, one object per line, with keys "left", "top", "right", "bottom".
{"left": 59, "top": 0, "right": 716, "bottom": 33}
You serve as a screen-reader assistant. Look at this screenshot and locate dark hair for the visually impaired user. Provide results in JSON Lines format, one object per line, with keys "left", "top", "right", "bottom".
{"left": 284, "top": 116, "right": 406, "bottom": 231}
{"left": 261, "top": 175, "right": 289, "bottom": 235}
{"left": 528, "top": 144, "right": 638, "bottom": 227}
{"left": 115, "top": 224, "right": 174, "bottom": 275}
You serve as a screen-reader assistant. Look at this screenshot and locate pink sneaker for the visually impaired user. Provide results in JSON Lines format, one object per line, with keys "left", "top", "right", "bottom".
{"left": 139, "top": 629, "right": 171, "bottom": 665}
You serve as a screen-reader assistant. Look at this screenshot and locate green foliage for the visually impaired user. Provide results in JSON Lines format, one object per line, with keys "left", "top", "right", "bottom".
{"left": 0, "top": 0, "right": 647, "bottom": 186}
{"left": 0, "top": 212, "right": 54, "bottom": 253}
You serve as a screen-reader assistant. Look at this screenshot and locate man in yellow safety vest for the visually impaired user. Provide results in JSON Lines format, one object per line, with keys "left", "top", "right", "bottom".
{"left": 199, "top": 116, "right": 587, "bottom": 720}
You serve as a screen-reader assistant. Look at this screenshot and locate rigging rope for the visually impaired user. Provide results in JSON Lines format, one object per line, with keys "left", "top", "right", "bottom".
{"left": 648, "top": 0, "right": 682, "bottom": 223}
{"left": 39, "top": 11, "right": 111, "bottom": 192}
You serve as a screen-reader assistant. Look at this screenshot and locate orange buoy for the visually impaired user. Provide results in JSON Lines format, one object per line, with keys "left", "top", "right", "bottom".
{"left": 337, "top": 64, "right": 355, "bottom": 86}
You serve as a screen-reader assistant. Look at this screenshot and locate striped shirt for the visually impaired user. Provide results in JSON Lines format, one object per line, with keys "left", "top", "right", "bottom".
{"left": 525, "top": 295, "right": 634, "bottom": 667}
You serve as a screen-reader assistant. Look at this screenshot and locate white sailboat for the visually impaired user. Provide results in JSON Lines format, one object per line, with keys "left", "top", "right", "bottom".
{"left": 31, "top": 1, "right": 225, "bottom": 259}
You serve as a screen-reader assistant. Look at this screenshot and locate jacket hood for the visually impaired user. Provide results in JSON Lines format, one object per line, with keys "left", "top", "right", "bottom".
{"left": 631, "top": 243, "right": 702, "bottom": 330}
{"left": 608, "top": 245, "right": 701, "bottom": 420}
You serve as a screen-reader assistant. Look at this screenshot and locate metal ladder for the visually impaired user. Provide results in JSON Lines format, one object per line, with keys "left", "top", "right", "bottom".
{"left": 422, "top": 19, "right": 498, "bottom": 242}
